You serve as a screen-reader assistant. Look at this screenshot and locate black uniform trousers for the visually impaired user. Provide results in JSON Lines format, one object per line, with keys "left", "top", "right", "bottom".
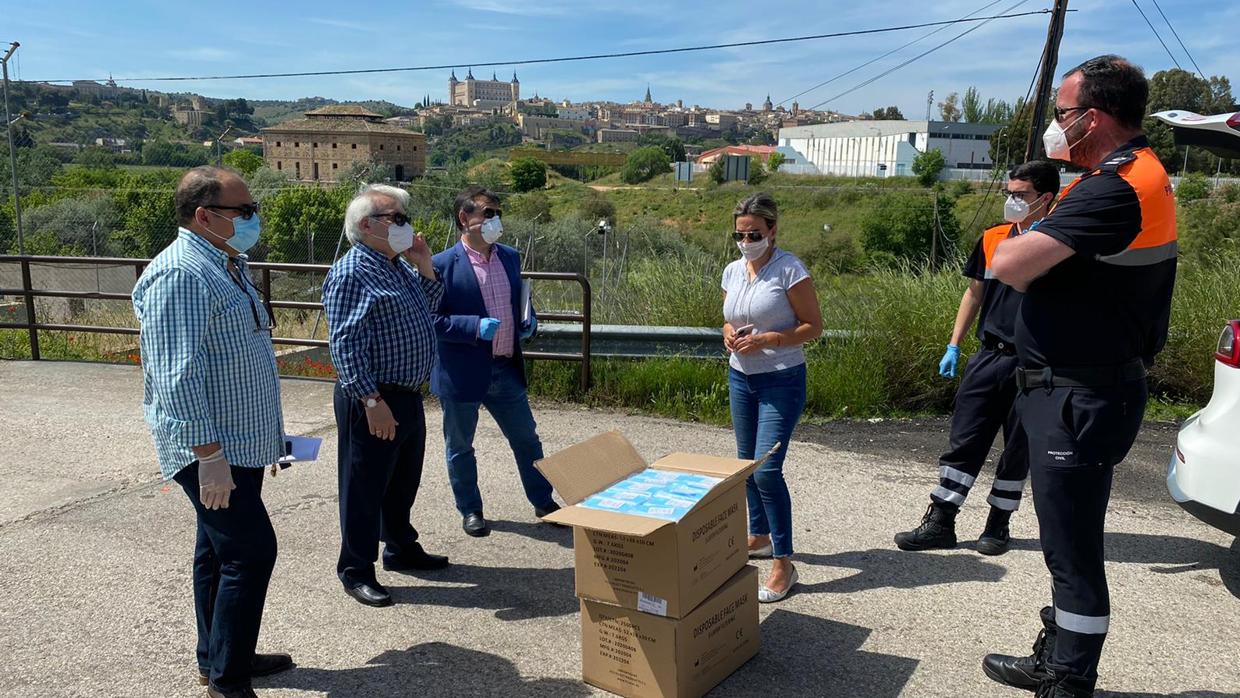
{"left": 172, "top": 463, "right": 277, "bottom": 692}
{"left": 1019, "top": 377, "right": 1147, "bottom": 679}
{"left": 334, "top": 384, "right": 427, "bottom": 587}
{"left": 931, "top": 347, "right": 1029, "bottom": 512}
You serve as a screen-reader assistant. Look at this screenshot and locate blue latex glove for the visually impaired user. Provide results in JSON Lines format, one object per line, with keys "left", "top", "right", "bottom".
{"left": 938, "top": 345, "right": 960, "bottom": 378}
{"left": 519, "top": 315, "right": 538, "bottom": 340}
{"left": 478, "top": 317, "right": 501, "bottom": 340}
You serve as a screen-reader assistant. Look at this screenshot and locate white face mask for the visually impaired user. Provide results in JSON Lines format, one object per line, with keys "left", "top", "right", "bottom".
{"left": 480, "top": 216, "right": 503, "bottom": 244}
{"left": 1043, "top": 110, "right": 1089, "bottom": 162}
{"left": 386, "top": 222, "right": 414, "bottom": 254}
{"left": 737, "top": 236, "right": 770, "bottom": 261}
{"left": 1003, "top": 196, "right": 1030, "bottom": 224}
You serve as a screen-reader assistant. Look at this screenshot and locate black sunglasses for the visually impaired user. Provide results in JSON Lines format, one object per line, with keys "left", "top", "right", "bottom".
{"left": 1053, "top": 105, "right": 1091, "bottom": 121}
{"left": 208, "top": 203, "right": 261, "bottom": 220}
{"left": 371, "top": 212, "right": 411, "bottom": 226}
{"left": 482, "top": 207, "right": 502, "bottom": 220}
{"left": 732, "top": 231, "right": 764, "bottom": 242}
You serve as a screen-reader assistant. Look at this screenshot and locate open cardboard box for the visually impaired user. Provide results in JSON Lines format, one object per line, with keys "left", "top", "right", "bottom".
{"left": 537, "top": 431, "right": 770, "bottom": 619}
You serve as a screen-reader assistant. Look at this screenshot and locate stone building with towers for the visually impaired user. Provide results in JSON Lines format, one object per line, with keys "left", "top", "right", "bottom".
{"left": 261, "top": 105, "right": 426, "bottom": 183}
{"left": 449, "top": 69, "right": 520, "bottom": 109}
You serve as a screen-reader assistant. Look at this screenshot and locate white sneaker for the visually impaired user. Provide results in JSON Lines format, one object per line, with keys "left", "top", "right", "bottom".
{"left": 758, "top": 566, "right": 798, "bottom": 603}
{"left": 748, "top": 542, "right": 773, "bottom": 559}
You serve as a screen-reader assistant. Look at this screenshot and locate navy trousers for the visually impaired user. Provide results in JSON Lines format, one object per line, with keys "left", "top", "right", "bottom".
{"left": 1019, "top": 378, "right": 1147, "bottom": 680}
{"left": 334, "top": 384, "right": 426, "bottom": 587}
{"left": 173, "top": 463, "right": 277, "bottom": 692}
{"left": 932, "top": 347, "right": 1029, "bottom": 512}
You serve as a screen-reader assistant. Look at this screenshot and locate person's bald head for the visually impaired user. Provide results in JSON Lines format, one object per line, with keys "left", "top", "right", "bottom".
{"left": 175, "top": 166, "right": 251, "bottom": 227}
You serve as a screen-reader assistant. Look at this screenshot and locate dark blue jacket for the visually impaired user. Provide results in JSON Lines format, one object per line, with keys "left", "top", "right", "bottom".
{"left": 430, "top": 241, "right": 529, "bottom": 402}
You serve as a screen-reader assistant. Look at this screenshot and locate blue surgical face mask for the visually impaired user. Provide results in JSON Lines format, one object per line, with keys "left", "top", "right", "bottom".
{"left": 206, "top": 210, "right": 262, "bottom": 254}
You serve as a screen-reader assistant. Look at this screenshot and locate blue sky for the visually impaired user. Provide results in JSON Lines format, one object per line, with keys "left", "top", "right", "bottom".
{"left": 2, "top": 0, "right": 1237, "bottom": 115}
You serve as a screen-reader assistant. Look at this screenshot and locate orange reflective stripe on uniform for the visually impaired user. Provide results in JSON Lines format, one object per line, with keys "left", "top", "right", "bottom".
{"left": 980, "top": 223, "right": 1013, "bottom": 280}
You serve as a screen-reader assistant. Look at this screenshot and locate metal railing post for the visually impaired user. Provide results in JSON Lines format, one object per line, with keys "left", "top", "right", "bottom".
{"left": 580, "top": 274, "right": 591, "bottom": 392}
{"left": 19, "top": 258, "right": 38, "bottom": 360}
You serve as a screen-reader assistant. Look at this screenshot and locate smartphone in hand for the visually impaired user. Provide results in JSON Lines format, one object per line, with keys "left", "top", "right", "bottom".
{"left": 733, "top": 323, "right": 755, "bottom": 337}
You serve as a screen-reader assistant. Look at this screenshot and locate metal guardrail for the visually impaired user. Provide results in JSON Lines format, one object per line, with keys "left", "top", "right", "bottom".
{"left": 0, "top": 255, "right": 593, "bottom": 392}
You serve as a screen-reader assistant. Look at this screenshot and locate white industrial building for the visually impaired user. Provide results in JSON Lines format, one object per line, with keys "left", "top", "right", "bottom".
{"left": 778, "top": 120, "right": 1002, "bottom": 178}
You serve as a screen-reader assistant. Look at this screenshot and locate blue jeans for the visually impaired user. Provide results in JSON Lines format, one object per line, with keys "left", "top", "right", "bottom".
{"left": 442, "top": 358, "right": 554, "bottom": 516}
{"left": 729, "top": 363, "right": 807, "bottom": 558}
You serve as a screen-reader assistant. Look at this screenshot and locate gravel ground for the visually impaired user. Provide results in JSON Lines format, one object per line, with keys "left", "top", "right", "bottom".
{"left": 1, "top": 361, "right": 1236, "bottom": 698}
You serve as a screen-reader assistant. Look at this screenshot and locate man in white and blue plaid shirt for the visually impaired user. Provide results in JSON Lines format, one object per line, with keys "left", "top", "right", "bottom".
{"left": 323, "top": 184, "right": 450, "bottom": 609}
{"left": 132, "top": 167, "right": 291, "bottom": 698}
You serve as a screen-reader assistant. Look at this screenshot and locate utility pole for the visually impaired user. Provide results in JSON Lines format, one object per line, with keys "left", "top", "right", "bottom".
{"left": 1025, "top": 0, "right": 1070, "bottom": 162}
{"left": 926, "top": 90, "right": 934, "bottom": 121}
{"left": 2, "top": 42, "right": 24, "bottom": 255}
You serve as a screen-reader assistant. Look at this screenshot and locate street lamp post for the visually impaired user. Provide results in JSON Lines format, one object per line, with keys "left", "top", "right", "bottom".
{"left": 215, "top": 126, "right": 234, "bottom": 167}
{"left": 2, "top": 42, "right": 24, "bottom": 254}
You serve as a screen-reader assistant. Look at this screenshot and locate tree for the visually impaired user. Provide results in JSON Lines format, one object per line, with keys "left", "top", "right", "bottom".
{"left": 872, "top": 106, "right": 905, "bottom": 120}
{"left": 961, "top": 87, "right": 983, "bottom": 123}
{"left": 620, "top": 146, "right": 671, "bottom": 184}
{"left": 222, "top": 149, "right": 264, "bottom": 177}
{"left": 639, "top": 132, "right": 687, "bottom": 162}
{"left": 708, "top": 158, "right": 726, "bottom": 185}
{"left": 860, "top": 192, "right": 959, "bottom": 267}
{"left": 260, "top": 186, "right": 351, "bottom": 262}
{"left": 507, "top": 191, "right": 553, "bottom": 222}
{"left": 23, "top": 196, "right": 120, "bottom": 255}
{"left": 987, "top": 98, "right": 1032, "bottom": 170}
{"left": 339, "top": 159, "right": 392, "bottom": 186}
{"left": 74, "top": 147, "right": 119, "bottom": 169}
{"left": 509, "top": 157, "right": 548, "bottom": 193}
{"left": 579, "top": 192, "right": 616, "bottom": 224}
{"left": 938, "top": 92, "right": 962, "bottom": 122}
{"left": 747, "top": 157, "right": 767, "bottom": 185}
{"left": 911, "top": 149, "right": 946, "bottom": 187}
{"left": 768, "top": 151, "right": 786, "bottom": 172}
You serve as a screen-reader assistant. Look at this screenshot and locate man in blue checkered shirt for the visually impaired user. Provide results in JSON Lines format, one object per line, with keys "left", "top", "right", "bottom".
{"left": 323, "top": 184, "right": 450, "bottom": 609}
{"left": 132, "top": 167, "right": 292, "bottom": 698}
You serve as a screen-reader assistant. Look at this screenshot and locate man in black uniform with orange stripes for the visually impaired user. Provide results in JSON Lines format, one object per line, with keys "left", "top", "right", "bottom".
{"left": 983, "top": 55, "right": 1177, "bottom": 697}
{"left": 894, "top": 161, "right": 1060, "bottom": 556}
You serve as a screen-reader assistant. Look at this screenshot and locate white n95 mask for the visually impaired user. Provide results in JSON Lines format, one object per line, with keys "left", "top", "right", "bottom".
{"left": 387, "top": 223, "right": 414, "bottom": 254}
{"left": 481, "top": 216, "right": 504, "bottom": 244}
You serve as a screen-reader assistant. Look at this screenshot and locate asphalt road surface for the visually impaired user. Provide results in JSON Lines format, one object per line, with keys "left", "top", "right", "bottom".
{"left": 1, "top": 361, "right": 1236, "bottom": 698}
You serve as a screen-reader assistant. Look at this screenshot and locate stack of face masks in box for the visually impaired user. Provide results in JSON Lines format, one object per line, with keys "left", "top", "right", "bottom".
{"left": 579, "top": 469, "right": 724, "bottom": 521}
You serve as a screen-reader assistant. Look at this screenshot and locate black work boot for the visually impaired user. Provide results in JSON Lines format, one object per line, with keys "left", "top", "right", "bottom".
{"left": 1034, "top": 668, "right": 1095, "bottom": 697}
{"left": 976, "top": 507, "right": 1012, "bottom": 556}
{"left": 982, "top": 606, "right": 1057, "bottom": 691}
{"left": 894, "top": 502, "right": 957, "bottom": 551}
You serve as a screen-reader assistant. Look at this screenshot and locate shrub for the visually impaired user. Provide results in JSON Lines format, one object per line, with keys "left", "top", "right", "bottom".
{"left": 621, "top": 146, "right": 672, "bottom": 184}
{"left": 1175, "top": 172, "right": 1211, "bottom": 202}
{"left": 768, "top": 151, "right": 786, "bottom": 172}
{"left": 509, "top": 157, "right": 548, "bottom": 193}
{"left": 912, "top": 149, "right": 946, "bottom": 187}
{"left": 746, "top": 157, "right": 767, "bottom": 185}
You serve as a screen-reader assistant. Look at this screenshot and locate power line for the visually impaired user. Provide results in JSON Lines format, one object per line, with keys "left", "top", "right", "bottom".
{"left": 807, "top": 0, "right": 1030, "bottom": 112}
{"left": 1130, "top": 0, "right": 1181, "bottom": 70}
{"left": 29, "top": 10, "right": 1054, "bottom": 84}
{"left": 775, "top": 0, "right": 1006, "bottom": 108}
{"left": 1150, "top": 0, "right": 1206, "bottom": 80}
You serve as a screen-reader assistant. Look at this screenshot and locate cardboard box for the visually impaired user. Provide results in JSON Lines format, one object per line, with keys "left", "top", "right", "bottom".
{"left": 581, "top": 564, "right": 759, "bottom": 698}
{"left": 537, "top": 431, "right": 764, "bottom": 618}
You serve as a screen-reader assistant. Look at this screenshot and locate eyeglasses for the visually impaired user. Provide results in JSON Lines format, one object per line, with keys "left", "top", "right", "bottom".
{"left": 1001, "top": 189, "right": 1039, "bottom": 202}
{"left": 225, "top": 265, "right": 276, "bottom": 333}
{"left": 732, "top": 231, "right": 764, "bottom": 242}
{"left": 371, "top": 212, "right": 411, "bottom": 226}
{"left": 482, "top": 207, "right": 502, "bottom": 220}
{"left": 1053, "top": 105, "right": 1091, "bottom": 122}
{"left": 208, "top": 203, "right": 261, "bottom": 220}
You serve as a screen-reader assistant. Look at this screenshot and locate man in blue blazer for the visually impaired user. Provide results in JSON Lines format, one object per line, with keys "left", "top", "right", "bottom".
{"left": 431, "top": 186, "right": 560, "bottom": 537}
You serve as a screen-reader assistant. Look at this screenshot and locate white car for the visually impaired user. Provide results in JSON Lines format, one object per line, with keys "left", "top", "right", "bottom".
{"left": 1168, "top": 321, "right": 1240, "bottom": 536}
{"left": 1153, "top": 109, "right": 1240, "bottom": 537}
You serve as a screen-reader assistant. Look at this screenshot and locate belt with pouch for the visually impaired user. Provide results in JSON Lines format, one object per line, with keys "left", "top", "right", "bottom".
{"left": 1015, "top": 358, "right": 1147, "bottom": 390}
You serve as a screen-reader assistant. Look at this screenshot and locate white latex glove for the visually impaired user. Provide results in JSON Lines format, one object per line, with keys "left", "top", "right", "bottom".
{"left": 198, "top": 449, "right": 236, "bottom": 510}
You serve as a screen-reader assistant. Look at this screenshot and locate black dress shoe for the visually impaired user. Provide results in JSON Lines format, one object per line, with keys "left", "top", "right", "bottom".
{"left": 198, "top": 653, "right": 294, "bottom": 686}
{"left": 207, "top": 685, "right": 258, "bottom": 698}
{"left": 463, "top": 512, "right": 490, "bottom": 537}
{"left": 535, "top": 502, "right": 568, "bottom": 528}
{"left": 343, "top": 580, "right": 393, "bottom": 607}
{"left": 383, "top": 544, "right": 450, "bottom": 572}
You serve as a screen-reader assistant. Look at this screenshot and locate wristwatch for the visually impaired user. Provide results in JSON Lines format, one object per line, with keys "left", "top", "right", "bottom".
{"left": 364, "top": 395, "right": 384, "bottom": 409}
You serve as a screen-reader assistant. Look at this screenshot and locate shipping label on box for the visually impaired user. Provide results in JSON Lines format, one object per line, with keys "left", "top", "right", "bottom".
{"left": 537, "top": 432, "right": 768, "bottom": 618}
{"left": 581, "top": 565, "right": 760, "bottom": 698}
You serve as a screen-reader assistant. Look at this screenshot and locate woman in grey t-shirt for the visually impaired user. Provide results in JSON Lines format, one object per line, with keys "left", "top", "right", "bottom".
{"left": 722, "top": 192, "right": 823, "bottom": 603}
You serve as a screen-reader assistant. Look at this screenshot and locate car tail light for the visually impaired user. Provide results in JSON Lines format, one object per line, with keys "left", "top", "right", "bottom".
{"left": 1228, "top": 112, "right": 1240, "bottom": 131}
{"left": 1217, "top": 320, "right": 1240, "bottom": 367}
